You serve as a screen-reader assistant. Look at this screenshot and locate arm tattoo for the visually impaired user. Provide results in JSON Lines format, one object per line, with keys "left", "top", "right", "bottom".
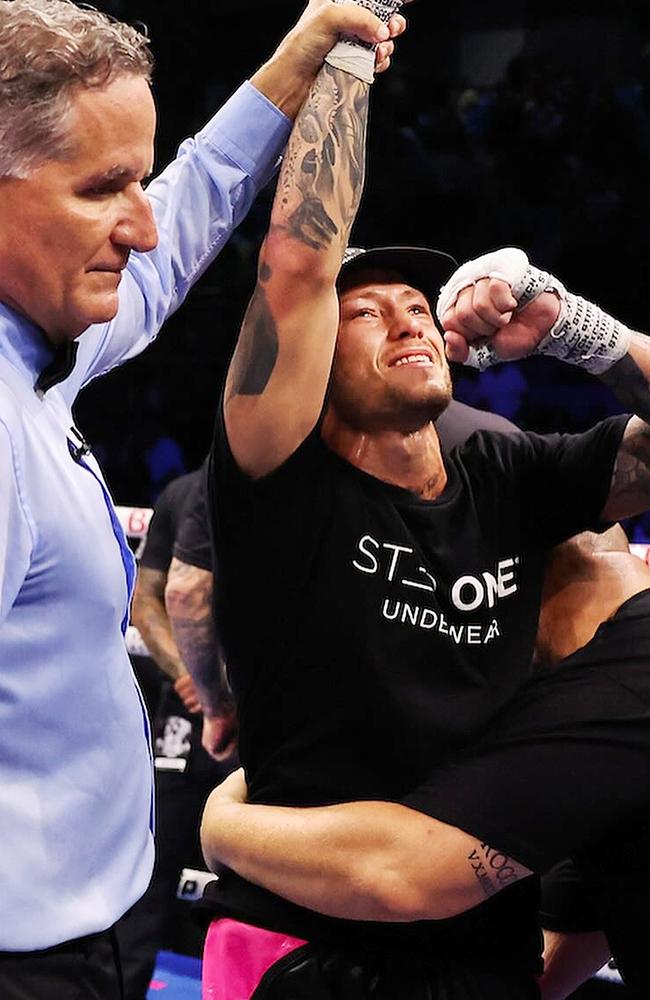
{"left": 280, "top": 64, "right": 369, "bottom": 252}
{"left": 166, "top": 560, "right": 233, "bottom": 713}
{"left": 228, "top": 268, "right": 278, "bottom": 398}
{"left": 600, "top": 354, "right": 650, "bottom": 425}
{"left": 228, "top": 66, "right": 369, "bottom": 401}
{"left": 607, "top": 417, "right": 650, "bottom": 513}
{"left": 132, "top": 568, "right": 186, "bottom": 681}
{"left": 467, "top": 843, "right": 519, "bottom": 900}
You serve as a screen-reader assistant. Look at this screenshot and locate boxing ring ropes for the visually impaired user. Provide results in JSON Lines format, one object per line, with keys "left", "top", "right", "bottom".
{"left": 117, "top": 504, "right": 636, "bottom": 986}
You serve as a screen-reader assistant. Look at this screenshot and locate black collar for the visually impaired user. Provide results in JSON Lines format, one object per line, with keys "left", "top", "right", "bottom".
{"left": 35, "top": 341, "right": 79, "bottom": 394}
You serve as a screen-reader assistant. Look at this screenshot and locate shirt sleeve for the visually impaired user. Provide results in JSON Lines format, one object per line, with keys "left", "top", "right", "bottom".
{"left": 173, "top": 466, "right": 212, "bottom": 572}
{"left": 63, "top": 82, "right": 291, "bottom": 402}
{"left": 436, "top": 400, "right": 520, "bottom": 452}
{"left": 138, "top": 484, "right": 176, "bottom": 572}
{"left": 460, "top": 415, "right": 630, "bottom": 550}
{"left": 0, "top": 421, "right": 34, "bottom": 626}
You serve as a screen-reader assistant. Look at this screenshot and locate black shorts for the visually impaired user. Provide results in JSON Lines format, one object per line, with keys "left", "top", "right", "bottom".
{"left": 203, "top": 916, "right": 541, "bottom": 1000}
{"left": 404, "top": 591, "right": 650, "bottom": 873}
{"left": 257, "top": 945, "right": 541, "bottom": 999}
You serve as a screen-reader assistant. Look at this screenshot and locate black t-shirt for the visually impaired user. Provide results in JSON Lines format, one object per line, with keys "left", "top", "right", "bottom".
{"left": 173, "top": 460, "right": 212, "bottom": 572}
{"left": 436, "top": 399, "right": 518, "bottom": 450}
{"left": 138, "top": 465, "right": 215, "bottom": 771}
{"left": 206, "top": 405, "right": 628, "bottom": 956}
{"left": 139, "top": 470, "right": 203, "bottom": 573}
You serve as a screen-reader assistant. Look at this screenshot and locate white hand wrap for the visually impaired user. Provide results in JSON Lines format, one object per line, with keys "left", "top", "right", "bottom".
{"left": 325, "top": 0, "right": 403, "bottom": 84}
{"left": 436, "top": 247, "right": 632, "bottom": 374}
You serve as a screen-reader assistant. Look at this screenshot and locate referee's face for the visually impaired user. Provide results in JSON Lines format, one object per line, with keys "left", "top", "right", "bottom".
{"left": 329, "top": 271, "right": 452, "bottom": 432}
{"left": 0, "top": 74, "right": 158, "bottom": 345}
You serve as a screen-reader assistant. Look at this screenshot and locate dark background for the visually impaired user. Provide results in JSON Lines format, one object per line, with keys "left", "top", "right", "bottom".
{"left": 77, "top": 0, "right": 650, "bottom": 539}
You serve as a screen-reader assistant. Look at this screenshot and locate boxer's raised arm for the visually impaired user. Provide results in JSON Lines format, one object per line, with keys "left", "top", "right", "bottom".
{"left": 224, "top": 61, "right": 370, "bottom": 479}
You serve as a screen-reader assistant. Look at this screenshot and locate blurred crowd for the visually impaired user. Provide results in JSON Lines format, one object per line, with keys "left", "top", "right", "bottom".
{"left": 77, "top": 6, "right": 650, "bottom": 536}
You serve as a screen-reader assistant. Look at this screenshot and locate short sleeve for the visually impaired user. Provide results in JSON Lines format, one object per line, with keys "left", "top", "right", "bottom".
{"left": 458, "top": 415, "right": 630, "bottom": 549}
{"left": 173, "top": 464, "right": 212, "bottom": 572}
{"left": 138, "top": 484, "right": 176, "bottom": 572}
{"left": 208, "top": 401, "right": 329, "bottom": 633}
{"left": 0, "top": 422, "right": 34, "bottom": 625}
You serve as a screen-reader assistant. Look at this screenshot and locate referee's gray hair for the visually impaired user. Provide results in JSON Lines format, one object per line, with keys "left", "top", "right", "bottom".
{"left": 0, "top": 0, "right": 153, "bottom": 179}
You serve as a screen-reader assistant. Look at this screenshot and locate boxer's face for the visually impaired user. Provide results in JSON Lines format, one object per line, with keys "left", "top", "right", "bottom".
{"left": 329, "top": 270, "right": 452, "bottom": 431}
{"left": 0, "top": 74, "right": 158, "bottom": 345}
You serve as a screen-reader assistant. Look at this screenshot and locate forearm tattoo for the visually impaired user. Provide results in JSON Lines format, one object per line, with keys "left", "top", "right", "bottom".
{"left": 278, "top": 64, "right": 369, "bottom": 252}
{"left": 595, "top": 342, "right": 650, "bottom": 511}
{"left": 167, "top": 562, "right": 232, "bottom": 711}
{"left": 600, "top": 353, "right": 650, "bottom": 426}
{"left": 467, "top": 843, "right": 519, "bottom": 900}
{"left": 607, "top": 416, "right": 650, "bottom": 513}
{"left": 229, "top": 264, "right": 278, "bottom": 397}
{"left": 228, "top": 65, "right": 369, "bottom": 401}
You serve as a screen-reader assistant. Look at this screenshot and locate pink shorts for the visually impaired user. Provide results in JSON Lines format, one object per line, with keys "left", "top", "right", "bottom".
{"left": 202, "top": 918, "right": 308, "bottom": 1000}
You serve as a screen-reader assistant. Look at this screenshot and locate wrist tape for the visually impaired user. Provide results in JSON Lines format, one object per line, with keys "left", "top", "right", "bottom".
{"left": 537, "top": 291, "right": 632, "bottom": 375}
{"left": 437, "top": 247, "right": 631, "bottom": 374}
{"left": 325, "top": 0, "right": 403, "bottom": 85}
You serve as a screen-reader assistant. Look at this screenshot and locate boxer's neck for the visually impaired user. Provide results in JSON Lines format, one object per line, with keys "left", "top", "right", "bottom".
{"left": 321, "top": 417, "right": 447, "bottom": 500}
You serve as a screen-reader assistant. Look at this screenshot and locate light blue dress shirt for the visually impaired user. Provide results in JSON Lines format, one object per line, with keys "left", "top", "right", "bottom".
{"left": 0, "top": 81, "right": 290, "bottom": 951}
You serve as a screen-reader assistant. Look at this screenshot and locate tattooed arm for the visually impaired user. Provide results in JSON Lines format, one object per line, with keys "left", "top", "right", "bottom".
{"left": 165, "top": 557, "right": 237, "bottom": 760}
{"left": 132, "top": 565, "right": 202, "bottom": 714}
{"left": 224, "top": 63, "right": 370, "bottom": 478}
{"left": 201, "top": 773, "right": 531, "bottom": 921}
{"left": 599, "top": 335, "right": 650, "bottom": 521}
{"left": 132, "top": 566, "right": 187, "bottom": 683}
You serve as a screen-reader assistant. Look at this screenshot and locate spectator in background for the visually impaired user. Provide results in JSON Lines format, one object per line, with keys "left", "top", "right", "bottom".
{"left": 165, "top": 470, "right": 239, "bottom": 762}
{"left": 120, "top": 465, "right": 235, "bottom": 999}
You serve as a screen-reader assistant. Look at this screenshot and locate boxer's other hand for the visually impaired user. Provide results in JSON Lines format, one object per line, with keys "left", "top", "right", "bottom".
{"left": 442, "top": 279, "right": 561, "bottom": 365}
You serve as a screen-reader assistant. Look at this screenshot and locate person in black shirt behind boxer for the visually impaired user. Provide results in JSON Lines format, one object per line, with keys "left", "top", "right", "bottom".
{"left": 197, "top": 9, "right": 650, "bottom": 994}
{"left": 118, "top": 466, "right": 235, "bottom": 999}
